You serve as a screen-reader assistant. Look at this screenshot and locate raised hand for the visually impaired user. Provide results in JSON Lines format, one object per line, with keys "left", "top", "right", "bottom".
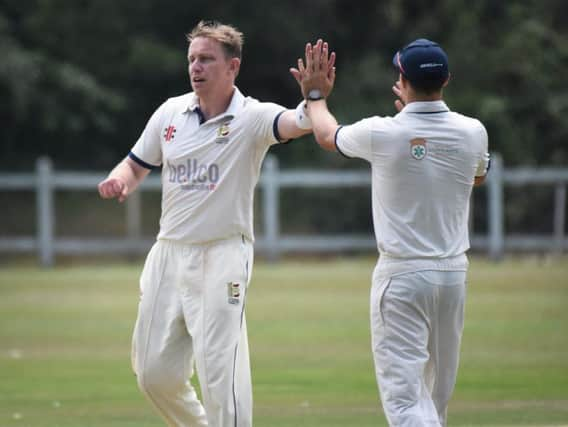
{"left": 290, "top": 39, "right": 336, "bottom": 99}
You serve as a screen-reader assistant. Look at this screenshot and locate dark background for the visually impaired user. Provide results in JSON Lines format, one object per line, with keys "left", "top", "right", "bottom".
{"left": 2, "top": 0, "right": 567, "bottom": 171}
{"left": 1, "top": 0, "right": 567, "bottom": 239}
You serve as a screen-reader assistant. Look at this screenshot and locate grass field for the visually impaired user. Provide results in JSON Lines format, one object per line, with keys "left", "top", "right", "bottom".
{"left": 0, "top": 256, "right": 567, "bottom": 426}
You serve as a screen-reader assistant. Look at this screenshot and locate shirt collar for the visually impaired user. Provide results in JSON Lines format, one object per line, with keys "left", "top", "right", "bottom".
{"left": 185, "top": 86, "right": 245, "bottom": 122}
{"left": 401, "top": 100, "right": 450, "bottom": 114}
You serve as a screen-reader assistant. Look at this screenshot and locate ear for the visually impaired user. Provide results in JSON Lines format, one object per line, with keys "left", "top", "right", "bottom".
{"left": 399, "top": 73, "right": 409, "bottom": 89}
{"left": 229, "top": 57, "right": 241, "bottom": 77}
{"left": 442, "top": 73, "right": 451, "bottom": 88}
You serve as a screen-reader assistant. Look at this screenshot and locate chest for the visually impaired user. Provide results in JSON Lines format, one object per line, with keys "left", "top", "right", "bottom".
{"left": 161, "top": 113, "right": 251, "bottom": 163}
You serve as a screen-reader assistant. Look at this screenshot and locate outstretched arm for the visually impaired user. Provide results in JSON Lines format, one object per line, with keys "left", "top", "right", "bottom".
{"left": 277, "top": 41, "right": 337, "bottom": 142}
{"left": 306, "top": 100, "right": 339, "bottom": 152}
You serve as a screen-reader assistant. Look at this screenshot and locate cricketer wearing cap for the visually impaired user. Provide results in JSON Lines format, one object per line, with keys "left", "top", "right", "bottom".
{"left": 292, "top": 39, "right": 489, "bottom": 426}
{"left": 98, "top": 22, "right": 334, "bottom": 427}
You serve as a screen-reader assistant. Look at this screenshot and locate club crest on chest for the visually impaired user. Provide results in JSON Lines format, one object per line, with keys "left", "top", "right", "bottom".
{"left": 215, "top": 121, "right": 231, "bottom": 144}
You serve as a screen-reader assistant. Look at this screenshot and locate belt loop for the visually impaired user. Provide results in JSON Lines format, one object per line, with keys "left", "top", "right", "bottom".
{"left": 241, "top": 234, "right": 245, "bottom": 244}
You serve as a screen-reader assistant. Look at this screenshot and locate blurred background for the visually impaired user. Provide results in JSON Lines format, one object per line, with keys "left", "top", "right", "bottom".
{"left": 1, "top": 0, "right": 568, "bottom": 264}
{"left": 0, "top": 1, "right": 567, "bottom": 426}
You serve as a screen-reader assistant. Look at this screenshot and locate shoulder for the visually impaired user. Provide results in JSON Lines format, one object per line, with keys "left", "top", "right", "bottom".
{"left": 243, "top": 96, "right": 285, "bottom": 113}
{"left": 240, "top": 96, "right": 286, "bottom": 124}
{"left": 161, "top": 92, "right": 194, "bottom": 112}
{"left": 448, "top": 111, "right": 486, "bottom": 130}
{"left": 445, "top": 111, "right": 487, "bottom": 140}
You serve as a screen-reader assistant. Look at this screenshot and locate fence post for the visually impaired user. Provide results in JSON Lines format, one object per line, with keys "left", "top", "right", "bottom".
{"left": 487, "top": 153, "right": 504, "bottom": 260}
{"left": 553, "top": 183, "right": 566, "bottom": 254}
{"left": 126, "top": 190, "right": 142, "bottom": 252}
{"left": 36, "top": 157, "right": 55, "bottom": 267}
{"left": 262, "top": 155, "right": 280, "bottom": 261}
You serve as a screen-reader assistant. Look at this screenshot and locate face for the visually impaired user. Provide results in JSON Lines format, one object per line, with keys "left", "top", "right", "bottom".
{"left": 188, "top": 37, "right": 239, "bottom": 98}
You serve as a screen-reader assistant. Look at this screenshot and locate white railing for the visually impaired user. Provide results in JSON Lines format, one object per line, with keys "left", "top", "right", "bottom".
{"left": 0, "top": 154, "right": 566, "bottom": 266}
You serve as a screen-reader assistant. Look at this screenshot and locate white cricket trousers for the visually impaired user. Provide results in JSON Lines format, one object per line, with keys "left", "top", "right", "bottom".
{"left": 131, "top": 235, "right": 254, "bottom": 427}
{"left": 371, "top": 268, "right": 466, "bottom": 427}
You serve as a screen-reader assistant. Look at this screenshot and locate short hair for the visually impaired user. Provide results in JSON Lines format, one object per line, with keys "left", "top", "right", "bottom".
{"left": 186, "top": 20, "right": 243, "bottom": 60}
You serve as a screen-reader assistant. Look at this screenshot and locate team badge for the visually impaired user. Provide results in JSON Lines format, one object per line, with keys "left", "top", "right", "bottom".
{"left": 215, "top": 121, "right": 231, "bottom": 144}
{"left": 164, "top": 125, "right": 177, "bottom": 142}
{"left": 410, "top": 138, "right": 427, "bottom": 160}
{"left": 227, "top": 282, "right": 241, "bottom": 305}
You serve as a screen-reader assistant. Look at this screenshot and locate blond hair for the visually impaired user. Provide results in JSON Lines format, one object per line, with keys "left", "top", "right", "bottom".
{"left": 186, "top": 20, "right": 244, "bottom": 59}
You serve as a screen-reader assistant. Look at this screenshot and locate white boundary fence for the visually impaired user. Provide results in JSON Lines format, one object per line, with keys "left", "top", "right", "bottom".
{"left": 0, "top": 153, "right": 567, "bottom": 267}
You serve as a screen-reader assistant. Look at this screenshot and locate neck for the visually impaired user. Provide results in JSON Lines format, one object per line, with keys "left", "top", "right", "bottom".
{"left": 406, "top": 90, "right": 443, "bottom": 104}
{"left": 198, "top": 86, "right": 235, "bottom": 120}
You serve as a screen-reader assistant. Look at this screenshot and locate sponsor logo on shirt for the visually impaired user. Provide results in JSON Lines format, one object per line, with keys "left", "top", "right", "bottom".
{"left": 227, "top": 282, "right": 241, "bottom": 305}
{"left": 215, "top": 121, "right": 231, "bottom": 144}
{"left": 410, "top": 138, "right": 427, "bottom": 160}
{"left": 167, "top": 159, "right": 219, "bottom": 191}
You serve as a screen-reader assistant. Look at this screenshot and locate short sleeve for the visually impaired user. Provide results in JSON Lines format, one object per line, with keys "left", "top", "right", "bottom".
{"left": 475, "top": 123, "right": 490, "bottom": 177}
{"left": 129, "top": 103, "right": 165, "bottom": 169}
{"left": 249, "top": 102, "right": 287, "bottom": 148}
{"left": 335, "top": 118, "right": 374, "bottom": 162}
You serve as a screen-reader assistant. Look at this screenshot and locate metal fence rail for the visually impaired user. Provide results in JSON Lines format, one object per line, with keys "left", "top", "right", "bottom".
{"left": 0, "top": 153, "right": 567, "bottom": 266}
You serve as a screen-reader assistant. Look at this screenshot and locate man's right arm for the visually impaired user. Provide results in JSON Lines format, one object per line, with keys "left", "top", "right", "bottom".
{"left": 306, "top": 99, "right": 340, "bottom": 152}
{"left": 98, "top": 157, "right": 150, "bottom": 202}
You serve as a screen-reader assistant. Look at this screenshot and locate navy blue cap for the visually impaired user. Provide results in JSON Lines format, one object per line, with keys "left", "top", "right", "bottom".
{"left": 393, "top": 39, "right": 449, "bottom": 87}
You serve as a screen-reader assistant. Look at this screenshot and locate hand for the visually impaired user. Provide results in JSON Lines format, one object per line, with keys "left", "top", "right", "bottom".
{"left": 290, "top": 39, "right": 336, "bottom": 99}
{"left": 98, "top": 177, "right": 129, "bottom": 203}
{"left": 392, "top": 79, "right": 406, "bottom": 112}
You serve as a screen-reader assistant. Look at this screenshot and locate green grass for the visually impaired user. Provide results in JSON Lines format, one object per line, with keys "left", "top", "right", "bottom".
{"left": 0, "top": 256, "right": 567, "bottom": 426}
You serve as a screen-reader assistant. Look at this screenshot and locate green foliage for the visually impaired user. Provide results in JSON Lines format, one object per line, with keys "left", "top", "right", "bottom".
{"left": 1, "top": 0, "right": 567, "bottom": 170}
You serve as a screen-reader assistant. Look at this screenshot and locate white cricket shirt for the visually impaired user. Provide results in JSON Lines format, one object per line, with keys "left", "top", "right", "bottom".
{"left": 336, "top": 100, "right": 489, "bottom": 269}
{"left": 129, "top": 87, "right": 286, "bottom": 244}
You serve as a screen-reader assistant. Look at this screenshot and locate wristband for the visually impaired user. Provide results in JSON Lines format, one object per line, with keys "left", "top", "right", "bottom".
{"left": 294, "top": 100, "right": 312, "bottom": 130}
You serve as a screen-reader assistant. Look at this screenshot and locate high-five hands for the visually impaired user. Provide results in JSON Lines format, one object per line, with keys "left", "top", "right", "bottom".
{"left": 290, "top": 39, "right": 336, "bottom": 100}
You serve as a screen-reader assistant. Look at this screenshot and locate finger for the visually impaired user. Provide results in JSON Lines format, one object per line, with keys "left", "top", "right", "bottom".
{"left": 327, "top": 51, "right": 336, "bottom": 72}
{"left": 297, "top": 58, "right": 305, "bottom": 74}
{"left": 118, "top": 184, "right": 129, "bottom": 203}
{"left": 290, "top": 68, "right": 302, "bottom": 85}
{"left": 305, "top": 43, "right": 313, "bottom": 72}
{"left": 394, "top": 99, "right": 404, "bottom": 112}
{"left": 392, "top": 84, "right": 402, "bottom": 98}
{"left": 112, "top": 180, "right": 123, "bottom": 196}
{"left": 99, "top": 181, "right": 114, "bottom": 198}
{"left": 97, "top": 182, "right": 106, "bottom": 198}
{"left": 313, "top": 39, "right": 323, "bottom": 70}
{"left": 321, "top": 42, "right": 329, "bottom": 71}
{"left": 329, "top": 66, "right": 336, "bottom": 85}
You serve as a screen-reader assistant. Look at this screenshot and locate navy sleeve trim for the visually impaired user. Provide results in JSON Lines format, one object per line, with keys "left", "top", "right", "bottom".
{"left": 409, "top": 110, "right": 449, "bottom": 114}
{"left": 128, "top": 152, "right": 160, "bottom": 170}
{"left": 334, "top": 126, "right": 352, "bottom": 159}
{"left": 273, "top": 110, "right": 290, "bottom": 144}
